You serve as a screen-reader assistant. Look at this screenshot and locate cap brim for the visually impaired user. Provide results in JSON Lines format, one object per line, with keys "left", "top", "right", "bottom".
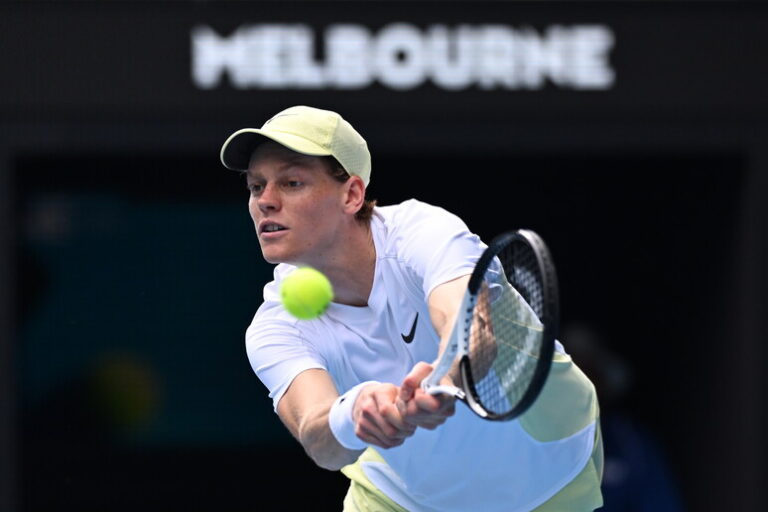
{"left": 220, "top": 129, "right": 332, "bottom": 171}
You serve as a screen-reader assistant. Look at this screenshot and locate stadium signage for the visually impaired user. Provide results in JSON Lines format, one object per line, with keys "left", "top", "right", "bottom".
{"left": 191, "top": 23, "right": 615, "bottom": 91}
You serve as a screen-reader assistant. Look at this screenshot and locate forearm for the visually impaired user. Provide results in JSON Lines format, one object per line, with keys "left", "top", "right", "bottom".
{"left": 277, "top": 369, "right": 365, "bottom": 471}
{"left": 428, "top": 274, "right": 471, "bottom": 384}
{"left": 428, "top": 275, "right": 471, "bottom": 344}
{"left": 296, "top": 402, "right": 364, "bottom": 471}
{"left": 279, "top": 372, "right": 414, "bottom": 470}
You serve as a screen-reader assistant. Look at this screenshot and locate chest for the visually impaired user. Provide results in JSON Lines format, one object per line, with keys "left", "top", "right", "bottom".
{"left": 325, "top": 263, "right": 439, "bottom": 387}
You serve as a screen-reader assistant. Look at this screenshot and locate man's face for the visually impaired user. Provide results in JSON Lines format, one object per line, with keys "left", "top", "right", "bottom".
{"left": 245, "top": 142, "right": 348, "bottom": 266}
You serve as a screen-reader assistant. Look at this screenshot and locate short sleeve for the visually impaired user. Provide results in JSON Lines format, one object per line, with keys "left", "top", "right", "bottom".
{"left": 384, "top": 200, "right": 485, "bottom": 299}
{"left": 245, "top": 307, "right": 327, "bottom": 412}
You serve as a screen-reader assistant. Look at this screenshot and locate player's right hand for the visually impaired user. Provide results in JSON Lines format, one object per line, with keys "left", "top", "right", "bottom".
{"left": 352, "top": 383, "right": 417, "bottom": 449}
{"left": 398, "top": 362, "right": 457, "bottom": 430}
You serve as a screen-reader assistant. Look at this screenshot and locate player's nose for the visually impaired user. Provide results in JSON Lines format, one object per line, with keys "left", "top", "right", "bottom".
{"left": 257, "top": 182, "right": 281, "bottom": 211}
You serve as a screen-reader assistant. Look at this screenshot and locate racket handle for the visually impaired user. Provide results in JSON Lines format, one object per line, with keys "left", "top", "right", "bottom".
{"left": 420, "top": 290, "right": 475, "bottom": 395}
{"left": 424, "top": 384, "right": 465, "bottom": 400}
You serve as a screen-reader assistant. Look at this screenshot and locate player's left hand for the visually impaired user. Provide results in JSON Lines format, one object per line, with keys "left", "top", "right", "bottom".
{"left": 397, "top": 362, "right": 456, "bottom": 430}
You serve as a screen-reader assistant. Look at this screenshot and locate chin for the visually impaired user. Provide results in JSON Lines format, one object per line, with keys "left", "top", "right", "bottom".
{"left": 260, "top": 248, "right": 296, "bottom": 266}
{"left": 261, "top": 252, "right": 284, "bottom": 265}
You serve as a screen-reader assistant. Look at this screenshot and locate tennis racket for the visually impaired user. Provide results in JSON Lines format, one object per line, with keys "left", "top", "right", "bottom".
{"left": 422, "top": 229, "right": 559, "bottom": 421}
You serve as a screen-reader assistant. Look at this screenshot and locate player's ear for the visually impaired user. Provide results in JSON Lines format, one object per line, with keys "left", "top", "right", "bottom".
{"left": 342, "top": 175, "right": 365, "bottom": 215}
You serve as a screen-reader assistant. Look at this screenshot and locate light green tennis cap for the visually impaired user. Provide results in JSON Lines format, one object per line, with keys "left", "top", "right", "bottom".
{"left": 220, "top": 105, "right": 371, "bottom": 186}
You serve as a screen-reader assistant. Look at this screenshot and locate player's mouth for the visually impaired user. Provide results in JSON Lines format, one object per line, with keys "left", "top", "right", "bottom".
{"left": 259, "top": 221, "right": 288, "bottom": 238}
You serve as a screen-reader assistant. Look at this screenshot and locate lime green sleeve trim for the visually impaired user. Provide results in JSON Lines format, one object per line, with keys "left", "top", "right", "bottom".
{"left": 519, "top": 351, "right": 600, "bottom": 442}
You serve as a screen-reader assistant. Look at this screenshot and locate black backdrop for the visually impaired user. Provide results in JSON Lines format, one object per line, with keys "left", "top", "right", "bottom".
{"left": 1, "top": 2, "right": 766, "bottom": 511}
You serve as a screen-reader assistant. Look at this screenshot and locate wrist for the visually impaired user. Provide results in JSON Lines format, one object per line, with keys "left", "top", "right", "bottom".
{"left": 329, "top": 380, "right": 380, "bottom": 450}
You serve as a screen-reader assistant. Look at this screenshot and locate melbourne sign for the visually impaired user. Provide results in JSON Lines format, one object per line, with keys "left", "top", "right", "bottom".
{"left": 192, "top": 23, "right": 615, "bottom": 91}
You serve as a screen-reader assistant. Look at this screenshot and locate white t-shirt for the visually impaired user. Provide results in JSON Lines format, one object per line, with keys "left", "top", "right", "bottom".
{"left": 246, "top": 199, "right": 595, "bottom": 512}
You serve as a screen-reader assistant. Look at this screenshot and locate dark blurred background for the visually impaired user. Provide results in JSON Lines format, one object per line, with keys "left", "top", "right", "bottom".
{"left": 1, "top": 1, "right": 766, "bottom": 511}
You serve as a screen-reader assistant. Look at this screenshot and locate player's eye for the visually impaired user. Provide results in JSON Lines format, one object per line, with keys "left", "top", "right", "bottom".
{"left": 247, "top": 183, "right": 263, "bottom": 194}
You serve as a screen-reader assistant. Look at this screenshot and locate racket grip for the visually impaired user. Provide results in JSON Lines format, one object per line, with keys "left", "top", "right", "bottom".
{"left": 424, "top": 383, "right": 465, "bottom": 400}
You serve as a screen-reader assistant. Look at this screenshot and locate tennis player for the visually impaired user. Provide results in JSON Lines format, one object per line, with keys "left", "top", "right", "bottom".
{"left": 220, "top": 105, "right": 604, "bottom": 511}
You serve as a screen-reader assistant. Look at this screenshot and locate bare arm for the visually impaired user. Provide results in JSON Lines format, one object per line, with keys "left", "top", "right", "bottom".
{"left": 427, "top": 274, "right": 471, "bottom": 352}
{"left": 277, "top": 368, "right": 416, "bottom": 471}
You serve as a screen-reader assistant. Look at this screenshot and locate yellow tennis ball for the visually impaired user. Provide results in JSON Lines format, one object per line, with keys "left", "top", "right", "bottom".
{"left": 280, "top": 267, "right": 334, "bottom": 320}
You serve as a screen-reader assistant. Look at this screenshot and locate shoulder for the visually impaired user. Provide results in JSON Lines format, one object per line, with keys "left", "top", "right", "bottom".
{"left": 371, "top": 199, "right": 483, "bottom": 298}
{"left": 374, "top": 199, "right": 471, "bottom": 252}
{"left": 375, "top": 198, "right": 464, "bottom": 225}
{"left": 249, "top": 266, "right": 349, "bottom": 352}
{"left": 246, "top": 288, "right": 336, "bottom": 370}
{"left": 247, "top": 263, "right": 324, "bottom": 342}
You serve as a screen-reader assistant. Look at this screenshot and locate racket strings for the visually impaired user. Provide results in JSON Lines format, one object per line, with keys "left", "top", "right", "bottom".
{"left": 467, "top": 241, "right": 546, "bottom": 416}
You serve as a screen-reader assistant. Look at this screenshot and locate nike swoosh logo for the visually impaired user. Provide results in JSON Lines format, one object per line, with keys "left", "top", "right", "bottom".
{"left": 401, "top": 313, "right": 419, "bottom": 344}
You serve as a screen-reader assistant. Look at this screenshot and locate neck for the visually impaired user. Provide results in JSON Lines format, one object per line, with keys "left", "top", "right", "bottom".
{"left": 314, "top": 221, "right": 376, "bottom": 307}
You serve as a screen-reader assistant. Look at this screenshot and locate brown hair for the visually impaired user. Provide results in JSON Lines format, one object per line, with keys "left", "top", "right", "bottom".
{"left": 322, "top": 156, "right": 377, "bottom": 223}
